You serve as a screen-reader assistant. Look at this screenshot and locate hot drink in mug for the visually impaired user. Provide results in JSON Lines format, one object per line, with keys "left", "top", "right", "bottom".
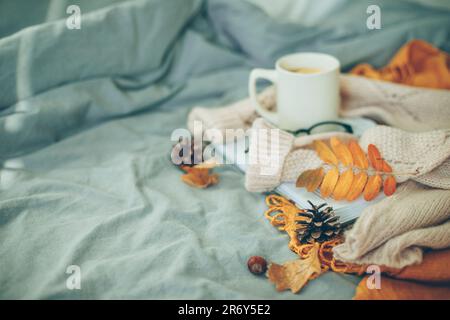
{"left": 249, "top": 53, "right": 340, "bottom": 131}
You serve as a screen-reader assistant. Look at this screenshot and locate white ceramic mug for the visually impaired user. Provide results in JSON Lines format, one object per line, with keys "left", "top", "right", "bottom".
{"left": 249, "top": 52, "right": 340, "bottom": 131}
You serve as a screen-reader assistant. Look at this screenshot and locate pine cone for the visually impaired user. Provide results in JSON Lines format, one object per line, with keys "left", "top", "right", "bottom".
{"left": 296, "top": 201, "right": 341, "bottom": 244}
{"left": 171, "top": 136, "right": 204, "bottom": 167}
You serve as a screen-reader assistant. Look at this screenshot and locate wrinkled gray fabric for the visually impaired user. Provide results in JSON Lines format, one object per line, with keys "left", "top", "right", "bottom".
{"left": 0, "top": 0, "right": 449, "bottom": 299}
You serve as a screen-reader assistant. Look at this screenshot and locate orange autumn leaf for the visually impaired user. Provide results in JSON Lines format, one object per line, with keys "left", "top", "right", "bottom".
{"left": 368, "top": 144, "right": 383, "bottom": 171}
{"left": 364, "top": 174, "right": 382, "bottom": 201}
{"left": 349, "top": 140, "right": 369, "bottom": 169}
{"left": 346, "top": 172, "right": 368, "bottom": 201}
{"left": 267, "top": 243, "right": 322, "bottom": 293}
{"left": 383, "top": 175, "right": 397, "bottom": 196}
{"left": 313, "top": 140, "right": 338, "bottom": 165}
{"left": 180, "top": 166, "right": 219, "bottom": 189}
{"left": 330, "top": 137, "right": 353, "bottom": 166}
{"left": 297, "top": 137, "right": 397, "bottom": 201}
{"left": 320, "top": 167, "right": 339, "bottom": 198}
{"left": 333, "top": 169, "right": 354, "bottom": 200}
{"left": 381, "top": 160, "right": 393, "bottom": 173}
{"left": 296, "top": 168, "right": 325, "bottom": 192}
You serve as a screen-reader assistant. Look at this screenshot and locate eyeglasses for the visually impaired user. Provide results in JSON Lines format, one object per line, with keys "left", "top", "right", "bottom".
{"left": 244, "top": 120, "right": 354, "bottom": 154}
{"left": 290, "top": 121, "right": 353, "bottom": 136}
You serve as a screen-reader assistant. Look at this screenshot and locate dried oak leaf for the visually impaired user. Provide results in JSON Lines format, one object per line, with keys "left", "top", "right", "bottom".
{"left": 267, "top": 243, "right": 322, "bottom": 293}
{"left": 180, "top": 165, "right": 219, "bottom": 189}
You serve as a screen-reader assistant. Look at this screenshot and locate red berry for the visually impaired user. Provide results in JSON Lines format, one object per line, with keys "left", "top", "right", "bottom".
{"left": 247, "top": 256, "right": 267, "bottom": 275}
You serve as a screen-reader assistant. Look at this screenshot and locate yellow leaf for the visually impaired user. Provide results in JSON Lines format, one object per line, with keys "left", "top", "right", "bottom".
{"left": 320, "top": 167, "right": 339, "bottom": 198}
{"left": 296, "top": 168, "right": 324, "bottom": 192}
{"left": 364, "top": 174, "right": 382, "bottom": 201}
{"left": 267, "top": 243, "right": 322, "bottom": 293}
{"left": 333, "top": 169, "right": 354, "bottom": 200}
{"left": 313, "top": 140, "right": 338, "bottom": 165}
{"left": 330, "top": 137, "right": 353, "bottom": 167}
{"left": 346, "top": 172, "right": 368, "bottom": 201}
{"left": 348, "top": 140, "right": 369, "bottom": 169}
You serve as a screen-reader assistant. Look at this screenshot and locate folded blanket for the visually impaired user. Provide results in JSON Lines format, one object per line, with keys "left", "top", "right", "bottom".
{"left": 354, "top": 249, "right": 450, "bottom": 300}
{"left": 355, "top": 277, "right": 450, "bottom": 300}
{"left": 333, "top": 181, "right": 450, "bottom": 268}
{"left": 351, "top": 40, "right": 450, "bottom": 90}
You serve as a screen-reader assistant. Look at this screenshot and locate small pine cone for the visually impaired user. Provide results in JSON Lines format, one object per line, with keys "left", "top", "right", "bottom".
{"left": 296, "top": 201, "right": 341, "bottom": 244}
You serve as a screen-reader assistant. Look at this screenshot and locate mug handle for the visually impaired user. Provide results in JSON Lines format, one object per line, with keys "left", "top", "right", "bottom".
{"left": 249, "top": 68, "right": 278, "bottom": 126}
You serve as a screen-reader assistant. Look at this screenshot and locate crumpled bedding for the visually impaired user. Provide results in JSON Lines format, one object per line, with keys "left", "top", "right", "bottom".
{"left": 0, "top": 0, "right": 449, "bottom": 299}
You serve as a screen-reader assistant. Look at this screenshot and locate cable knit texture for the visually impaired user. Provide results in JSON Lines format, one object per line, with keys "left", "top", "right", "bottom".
{"left": 359, "top": 126, "right": 450, "bottom": 187}
{"left": 245, "top": 119, "right": 296, "bottom": 192}
{"left": 340, "top": 74, "right": 450, "bottom": 132}
{"left": 415, "top": 159, "right": 450, "bottom": 190}
{"left": 280, "top": 149, "right": 322, "bottom": 182}
{"left": 333, "top": 181, "right": 450, "bottom": 268}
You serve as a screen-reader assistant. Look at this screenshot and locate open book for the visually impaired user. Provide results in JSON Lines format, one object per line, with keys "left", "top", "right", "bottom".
{"left": 213, "top": 118, "right": 382, "bottom": 224}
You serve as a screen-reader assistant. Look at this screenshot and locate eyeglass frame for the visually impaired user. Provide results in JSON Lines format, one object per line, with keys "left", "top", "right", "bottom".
{"left": 290, "top": 121, "right": 353, "bottom": 136}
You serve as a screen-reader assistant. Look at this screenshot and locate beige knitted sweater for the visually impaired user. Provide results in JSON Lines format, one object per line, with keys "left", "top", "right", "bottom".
{"left": 187, "top": 74, "right": 450, "bottom": 268}
{"left": 333, "top": 181, "right": 450, "bottom": 268}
